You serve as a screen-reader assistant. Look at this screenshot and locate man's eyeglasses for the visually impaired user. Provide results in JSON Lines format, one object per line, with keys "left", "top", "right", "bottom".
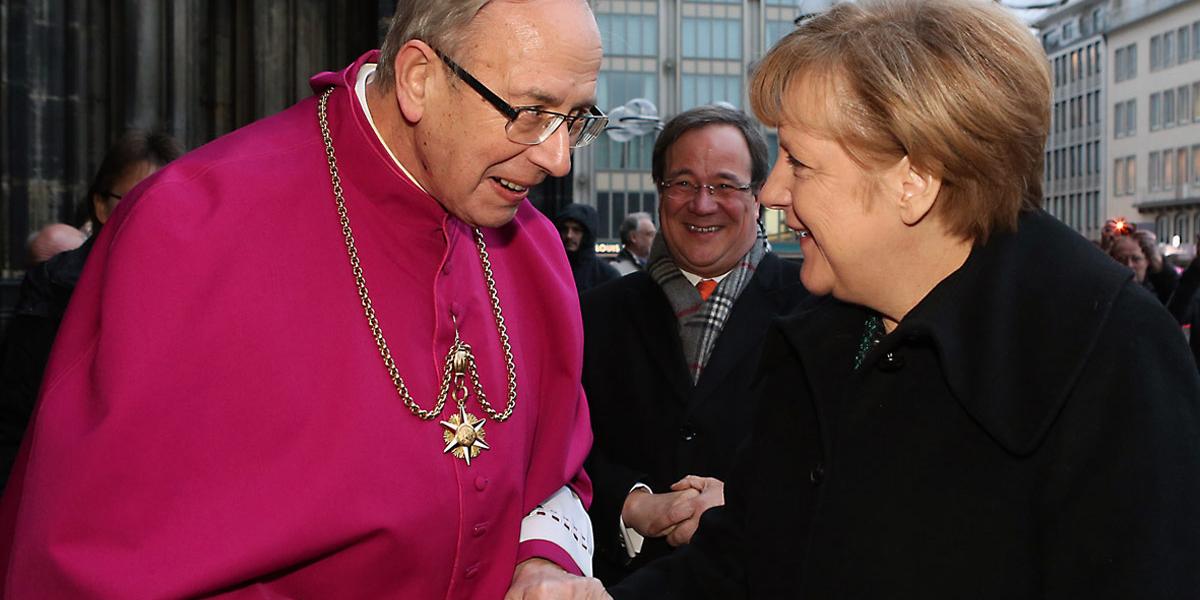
{"left": 434, "top": 49, "right": 608, "bottom": 149}
{"left": 659, "top": 179, "right": 754, "bottom": 202}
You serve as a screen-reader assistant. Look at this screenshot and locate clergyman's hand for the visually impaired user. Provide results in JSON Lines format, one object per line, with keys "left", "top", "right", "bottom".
{"left": 664, "top": 475, "right": 725, "bottom": 547}
{"left": 621, "top": 487, "right": 700, "bottom": 539}
{"left": 504, "top": 558, "right": 610, "bottom": 600}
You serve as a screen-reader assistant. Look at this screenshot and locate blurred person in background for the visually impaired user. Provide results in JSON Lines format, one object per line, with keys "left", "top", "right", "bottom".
{"left": 1167, "top": 235, "right": 1200, "bottom": 370}
{"left": 0, "top": 130, "right": 182, "bottom": 491}
{"left": 558, "top": 202, "right": 621, "bottom": 293}
{"left": 611, "top": 212, "right": 656, "bottom": 275}
{"left": 1107, "top": 233, "right": 1150, "bottom": 287}
{"left": 612, "top": 0, "right": 1200, "bottom": 597}
{"left": 1134, "top": 229, "right": 1179, "bottom": 304}
{"left": 25, "top": 224, "right": 86, "bottom": 266}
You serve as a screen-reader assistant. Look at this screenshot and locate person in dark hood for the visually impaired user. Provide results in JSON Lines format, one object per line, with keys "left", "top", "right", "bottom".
{"left": 557, "top": 203, "right": 620, "bottom": 293}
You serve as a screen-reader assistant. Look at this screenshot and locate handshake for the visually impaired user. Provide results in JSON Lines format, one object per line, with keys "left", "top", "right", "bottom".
{"left": 621, "top": 475, "right": 726, "bottom": 547}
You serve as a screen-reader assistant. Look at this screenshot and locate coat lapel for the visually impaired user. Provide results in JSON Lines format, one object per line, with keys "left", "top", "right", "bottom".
{"left": 626, "top": 277, "right": 692, "bottom": 404}
{"left": 692, "top": 254, "right": 784, "bottom": 404}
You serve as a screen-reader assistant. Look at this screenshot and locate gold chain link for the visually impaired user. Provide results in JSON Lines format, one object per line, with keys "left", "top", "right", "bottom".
{"left": 317, "top": 88, "right": 517, "bottom": 422}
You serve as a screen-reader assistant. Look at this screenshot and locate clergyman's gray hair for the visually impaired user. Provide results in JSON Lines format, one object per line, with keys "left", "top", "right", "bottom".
{"left": 375, "top": 0, "right": 491, "bottom": 91}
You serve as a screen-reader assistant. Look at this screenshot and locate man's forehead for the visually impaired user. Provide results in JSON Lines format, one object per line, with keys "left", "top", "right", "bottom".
{"left": 468, "top": 0, "right": 601, "bottom": 108}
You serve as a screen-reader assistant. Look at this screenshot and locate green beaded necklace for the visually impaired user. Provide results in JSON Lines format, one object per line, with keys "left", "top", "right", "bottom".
{"left": 854, "top": 315, "right": 885, "bottom": 370}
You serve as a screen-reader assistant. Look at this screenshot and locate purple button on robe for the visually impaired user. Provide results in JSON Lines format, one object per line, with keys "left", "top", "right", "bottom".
{"left": 0, "top": 52, "right": 593, "bottom": 599}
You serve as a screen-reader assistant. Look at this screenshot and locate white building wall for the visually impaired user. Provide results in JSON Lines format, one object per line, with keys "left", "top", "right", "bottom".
{"left": 1107, "top": 0, "right": 1200, "bottom": 244}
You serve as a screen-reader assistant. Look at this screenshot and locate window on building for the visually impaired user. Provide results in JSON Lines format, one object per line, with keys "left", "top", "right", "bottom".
{"left": 681, "top": 74, "right": 743, "bottom": 110}
{"left": 1115, "top": 102, "right": 1126, "bottom": 137}
{"left": 1193, "top": 81, "right": 1200, "bottom": 122}
{"left": 1115, "top": 47, "right": 1126, "bottom": 81}
{"left": 1127, "top": 156, "right": 1137, "bottom": 194}
{"left": 1091, "top": 192, "right": 1101, "bottom": 231}
{"left": 1181, "top": 26, "right": 1192, "bottom": 64}
{"left": 1151, "top": 34, "right": 1162, "bottom": 71}
{"left": 1166, "top": 149, "right": 1177, "bottom": 187}
{"left": 1151, "top": 92, "right": 1162, "bottom": 130}
{"left": 682, "top": 18, "right": 742, "bottom": 60}
{"left": 1045, "top": 151, "right": 1052, "bottom": 182}
{"left": 1195, "top": 21, "right": 1200, "bottom": 59}
{"left": 1165, "top": 30, "right": 1177, "bottom": 67}
{"left": 1115, "top": 158, "right": 1126, "bottom": 194}
{"left": 1127, "top": 99, "right": 1137, "bottom": 135}
{"left": 765, "top": 20, "right": 795, "bottom": 49}
{"left": 1178, "top": 147, "right": 1189, "bottom": 189}
{"left": 1165, "top": 89, "right": 1177, "bottom": 127}
{"left": 1177, "top": 213, "right": 1190, "bottom": 240}
{"left": 1181, "top": 85, "right": 1193, "bottom": 124}
{"left": 596, "top": 14, "right": 657, "bottom": 57}
{"left": 1193, "top": 145, "right": 1200, "bottom": 184}
{"left": 1150, "top": 151, "right": 1162, "bottom": 190}
{"left": 1071, "top": 49, "right": 1081, "bottom": 82}
{"left": 1063, "top": 21, "right": 1075, "bottom": 42}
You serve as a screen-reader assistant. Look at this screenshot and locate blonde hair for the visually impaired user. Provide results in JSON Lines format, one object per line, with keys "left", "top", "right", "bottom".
{"left": 750, "top": 0, "right": 1051, "bottom": 243}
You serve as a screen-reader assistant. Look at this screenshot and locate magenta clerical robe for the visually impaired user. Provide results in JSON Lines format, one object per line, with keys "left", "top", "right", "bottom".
{"left": 0, "top": 52, "right": 593, "bottom": 599}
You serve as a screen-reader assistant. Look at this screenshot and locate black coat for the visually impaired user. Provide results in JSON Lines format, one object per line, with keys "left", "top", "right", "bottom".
{"left": 581, "top": 252, "right": 812, "bottom": 585}
{"left": 613, "top": 211, "right": 1200, "bottom": 599}
{"left": 0, "top": 237, "right": 94, "bottom": 490}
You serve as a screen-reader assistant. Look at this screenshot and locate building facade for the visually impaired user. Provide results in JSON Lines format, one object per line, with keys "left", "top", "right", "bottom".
{"left": 1, "top": 0, "right": 393, "bottom": 280}
{"left": 1106, "top": 0, "right": 1200, "bottom": 245}
{"left": 574, "top": 0, "right": 832, "bottom": 252}
{"left": 1036, "top": 0, "right": 1108, "bottom": 241}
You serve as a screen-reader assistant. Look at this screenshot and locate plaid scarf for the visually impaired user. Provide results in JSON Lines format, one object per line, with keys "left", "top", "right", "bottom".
{"left": 648, "top": 228, "right": 767, "bottom": 384}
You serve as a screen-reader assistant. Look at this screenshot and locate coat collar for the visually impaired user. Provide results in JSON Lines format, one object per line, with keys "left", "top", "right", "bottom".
{"left": 781, "top": 210, "right": 1132, "bottom": 456}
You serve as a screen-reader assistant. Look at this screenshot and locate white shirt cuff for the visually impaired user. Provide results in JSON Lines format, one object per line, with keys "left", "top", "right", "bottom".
{"left": 520, "top": 485, "right": 594, "bottom": 577}
{"left": 619, "top": 483, "right": 651, "bottom": 559}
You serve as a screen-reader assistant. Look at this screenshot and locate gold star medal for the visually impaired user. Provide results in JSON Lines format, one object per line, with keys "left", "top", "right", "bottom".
{"left": 441, "top": 405, "right": 490, "bottom": 465}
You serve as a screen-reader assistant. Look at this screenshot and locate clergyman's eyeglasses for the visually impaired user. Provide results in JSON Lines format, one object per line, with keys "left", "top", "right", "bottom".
{"left": 433, "top": 49, "right": 608, "bottom": 149}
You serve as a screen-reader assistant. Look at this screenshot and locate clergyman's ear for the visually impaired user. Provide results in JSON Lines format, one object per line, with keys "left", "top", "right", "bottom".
{"left": 897, "top": 157, "right": 942, "bottom": 227}
{"left": 393, "top": 40, "right": 437, "bottom": 124}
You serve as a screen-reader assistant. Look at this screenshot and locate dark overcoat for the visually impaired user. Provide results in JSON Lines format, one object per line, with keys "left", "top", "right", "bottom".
{"left": 613, "top": 211, "right": 1200, "bottom": 599}
{"left": 581, "top": 252, "right": 812, "bottom": 585}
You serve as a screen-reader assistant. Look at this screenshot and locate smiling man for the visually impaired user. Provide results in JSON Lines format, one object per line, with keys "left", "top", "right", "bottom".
{"left": 580, "top": 106, "right": 812, "bottom": 585}
{"left": 0, "top": 1, "right": 610, "bottom": 599}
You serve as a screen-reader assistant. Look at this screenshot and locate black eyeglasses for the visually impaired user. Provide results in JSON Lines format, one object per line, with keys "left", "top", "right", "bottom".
{"left": 433, "top": 49, "right": 608, "bottom": 149}
{"left": 658, "top": 179, "right": 754, "bottom": 202}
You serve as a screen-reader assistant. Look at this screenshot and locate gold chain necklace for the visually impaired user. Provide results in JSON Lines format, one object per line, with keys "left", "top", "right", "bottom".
{"left": 317, "top": 87, "right": 517, "bottom": 465}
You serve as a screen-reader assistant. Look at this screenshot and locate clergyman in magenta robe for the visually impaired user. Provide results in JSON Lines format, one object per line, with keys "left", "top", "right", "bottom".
{"left": 0, "top": 1, "right": 610, "bottom": 598}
